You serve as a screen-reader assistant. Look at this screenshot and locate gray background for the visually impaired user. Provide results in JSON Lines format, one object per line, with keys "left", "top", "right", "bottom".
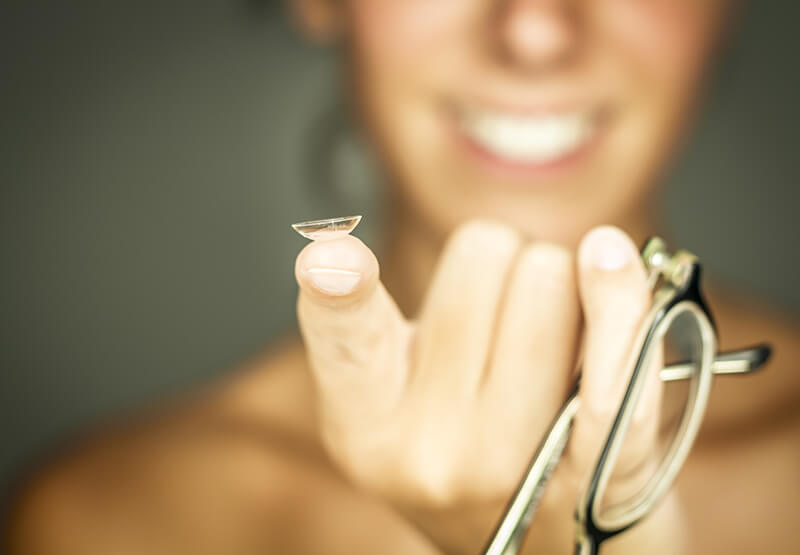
{"left": 2, "top": 2, "right": 799, "bottom": 497}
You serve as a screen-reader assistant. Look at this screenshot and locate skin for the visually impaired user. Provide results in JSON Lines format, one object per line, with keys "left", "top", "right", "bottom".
{"left": 5, "top": 1, "right": 800, "bottom": 554}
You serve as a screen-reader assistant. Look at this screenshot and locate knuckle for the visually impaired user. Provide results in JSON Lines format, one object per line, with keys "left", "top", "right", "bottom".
{"left": 400, "top": 451, "right": 460, "bottom": 507}
{"left": 590, "top": 287, "right": 650, "bottom": 328}
{"left": 606, "top": 303, "right": 648, "bottom": 332}
{"left": 320, "top": 424, "right": 389, "bottom": 487}
{"left": 396, "top": 423, "right": 464, "bottom": 505}
{"left": 321, "top": 420, "right": 464, "bottom": 507}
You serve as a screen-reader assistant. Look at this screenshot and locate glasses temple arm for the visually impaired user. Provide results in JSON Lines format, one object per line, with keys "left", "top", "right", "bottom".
{"left": 659, "top": 343, "right": 771, "bottom": 382}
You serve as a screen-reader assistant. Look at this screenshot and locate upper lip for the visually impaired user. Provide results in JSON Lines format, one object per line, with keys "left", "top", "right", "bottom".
{"left": 462, "top": 102, "right": 590, "bottom": 116}
{"left": 452, "top": 94, "right": 611, "bottom": 126}
{"left": 452, "top": 79, "right": 609, "bottom": 116}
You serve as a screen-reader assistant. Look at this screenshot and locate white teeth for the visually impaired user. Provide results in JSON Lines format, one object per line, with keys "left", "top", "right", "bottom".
{"left": 460, "top": 109, "right": 594, "bottom": 164}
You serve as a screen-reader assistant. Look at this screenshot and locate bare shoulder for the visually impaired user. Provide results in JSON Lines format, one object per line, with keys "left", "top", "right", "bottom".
{"left": 4, "top": 336, "right": 436, "bottom": 555}
{"left": 702, "top": 287, "right": 800, "bottom": 432}
{"left": 679, "top": 289, "right": 800, "bottom": 553}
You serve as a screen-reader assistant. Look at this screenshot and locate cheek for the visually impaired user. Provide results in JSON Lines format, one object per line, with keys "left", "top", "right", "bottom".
{"left": 343, "top": 0, "right": 473, "bottom": 203}
{"left": 596, "top": 1, "right": 722, "bottom": 90}
{"left": 346, "top": 0, "right": 467, "bottom": 71}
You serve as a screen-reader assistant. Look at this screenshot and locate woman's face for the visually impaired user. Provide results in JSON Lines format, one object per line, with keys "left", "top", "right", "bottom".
{"left": 304, "top": 0, "right": 727, "bottom": 246}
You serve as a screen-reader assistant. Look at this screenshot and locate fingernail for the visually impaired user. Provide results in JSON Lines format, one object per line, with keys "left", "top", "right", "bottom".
{"left": 306, "top": 267, "right": 361, "bottom": 295}
{"left": 582, "top": 227, "right": 632, "bottom": 271}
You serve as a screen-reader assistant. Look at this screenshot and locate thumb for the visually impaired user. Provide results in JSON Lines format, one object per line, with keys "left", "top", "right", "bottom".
{"left": 295, "top": 235, "right": 411, "bottom": 433}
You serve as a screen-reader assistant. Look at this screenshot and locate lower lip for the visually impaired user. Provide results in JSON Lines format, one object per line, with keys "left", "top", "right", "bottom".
{"left": 452, "top": 119, "right": 602, "bottom": 180}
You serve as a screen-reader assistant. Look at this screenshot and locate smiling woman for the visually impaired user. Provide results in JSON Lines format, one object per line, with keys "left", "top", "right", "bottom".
{"left": 5, "top": 2, "right": 800, "bottom": 555}
{"left": 330, "top": 0, "right": 728, "bottom": 249}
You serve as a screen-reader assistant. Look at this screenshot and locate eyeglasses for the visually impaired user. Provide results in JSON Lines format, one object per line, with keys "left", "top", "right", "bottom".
{"left": 483, "top": 237, "right": 772, "bottom": 555}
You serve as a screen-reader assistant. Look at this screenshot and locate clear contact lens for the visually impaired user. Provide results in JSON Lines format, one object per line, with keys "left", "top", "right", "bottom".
{"left": 291, "top": 215, "right": 362, "bottom": 240}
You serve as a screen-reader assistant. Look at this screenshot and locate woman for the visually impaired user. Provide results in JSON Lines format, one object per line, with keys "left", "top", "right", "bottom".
{"left": 6, "top": 1, "right": 800, "bottom": 554}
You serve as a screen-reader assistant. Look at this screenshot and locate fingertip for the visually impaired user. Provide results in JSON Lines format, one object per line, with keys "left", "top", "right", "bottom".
{"left": 295, "top": 235, "right": 379, "bottom": 300}
{"left": 578, "top": 226, "right": 649, "bottom": 311}
{"left": 578, "top": 225, "right": 638, "bottom": 273}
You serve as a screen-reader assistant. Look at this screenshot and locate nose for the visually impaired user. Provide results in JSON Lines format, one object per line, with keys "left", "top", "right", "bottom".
{"left": 495, "top": 0, "right": 578, "bottom": 70}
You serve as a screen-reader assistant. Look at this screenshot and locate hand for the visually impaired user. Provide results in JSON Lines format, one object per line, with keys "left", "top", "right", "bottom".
{"left": 295, "top": 221, "right": 686, "bottom": 554}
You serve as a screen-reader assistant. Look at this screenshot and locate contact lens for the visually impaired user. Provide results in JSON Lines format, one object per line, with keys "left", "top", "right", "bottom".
{"left": 291, "top": 215, "right": 362, "bottom": 240}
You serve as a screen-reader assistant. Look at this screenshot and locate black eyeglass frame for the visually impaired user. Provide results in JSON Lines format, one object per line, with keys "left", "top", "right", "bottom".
{"left": 575, "top": 250, "right": 713, "bottom": 554}
{"left": 483, "top": 238, "right": 772, "bottom": 555}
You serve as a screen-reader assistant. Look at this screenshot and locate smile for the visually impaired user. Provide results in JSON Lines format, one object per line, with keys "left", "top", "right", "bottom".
{"left": 456, "top": 107, "right": 599, "bottom": 167}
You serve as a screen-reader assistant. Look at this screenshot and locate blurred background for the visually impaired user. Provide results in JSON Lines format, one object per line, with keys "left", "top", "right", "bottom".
{"left": 1, "top": 1, "right": 799, "bottom": 503}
